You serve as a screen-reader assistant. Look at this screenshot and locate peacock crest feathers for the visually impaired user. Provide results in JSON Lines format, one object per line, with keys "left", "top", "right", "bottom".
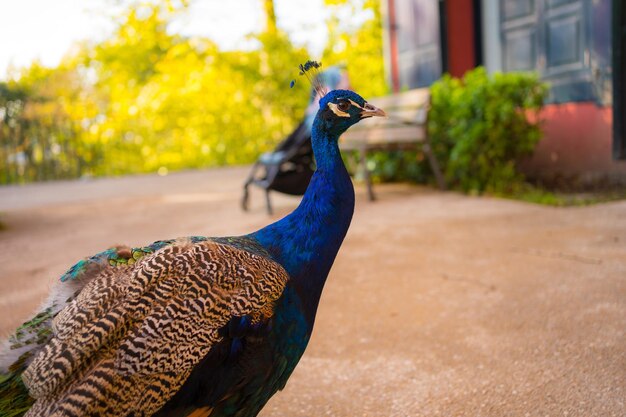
{"left": 298, "top": 60, "right": 327, "bottom": 98}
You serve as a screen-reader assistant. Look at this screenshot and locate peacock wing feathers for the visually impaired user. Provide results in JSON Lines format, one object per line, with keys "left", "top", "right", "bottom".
{"left": 0, "top": 241, "right": 170, "bottom": 417}
{"left": 1, "top": 237, "right": 288, "bottom": 417}
{"left": 0, "top": 239, "right": 180, "bottom": 416}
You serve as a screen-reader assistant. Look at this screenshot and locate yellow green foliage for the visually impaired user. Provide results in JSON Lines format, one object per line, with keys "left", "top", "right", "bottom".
{"left": 322, "top": 0, "right": 388, "bottom": 98}
{"left": 0, "top": 0, "right": 385, "bottom": 184}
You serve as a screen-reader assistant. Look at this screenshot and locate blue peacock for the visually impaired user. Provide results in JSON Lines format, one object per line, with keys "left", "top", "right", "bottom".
{"left": 0, "top": 61, "right": 386, "bottom": 417}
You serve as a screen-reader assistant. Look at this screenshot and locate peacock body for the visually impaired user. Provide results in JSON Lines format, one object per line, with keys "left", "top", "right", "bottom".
{"left": 0, "top": 86, "right": 385, "bottom": 417}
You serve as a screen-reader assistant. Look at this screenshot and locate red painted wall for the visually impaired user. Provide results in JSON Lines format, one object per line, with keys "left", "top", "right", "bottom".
{"left": 445, "top": 0, "right": 476, "bottom": 77}
{"left": 523, "top": 103, "right": 626, "bottom": 183}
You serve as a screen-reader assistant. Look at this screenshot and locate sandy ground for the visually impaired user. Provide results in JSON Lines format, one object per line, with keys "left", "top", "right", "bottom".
{"left": 0, "top": 166, "right": 624, "bottom": 417}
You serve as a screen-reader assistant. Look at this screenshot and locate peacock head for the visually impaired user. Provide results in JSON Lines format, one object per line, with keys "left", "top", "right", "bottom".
{"left": 315, "top": 89, "right": 386, "bottom": 137}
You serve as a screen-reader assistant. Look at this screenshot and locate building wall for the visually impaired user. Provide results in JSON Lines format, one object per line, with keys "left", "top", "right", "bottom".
{"left": 386, "top": 0, "right": 625, "bottom": 184}
{"left": 523, "top": 102, "right": 626, "bottom": 184}
{"left": 471, "top": 0, "right": 624, "bottom": 184}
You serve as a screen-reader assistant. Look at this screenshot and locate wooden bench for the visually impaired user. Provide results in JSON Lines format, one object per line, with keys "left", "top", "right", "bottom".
{"left": 339, "top": 88, "right": 446, "bottom": 200}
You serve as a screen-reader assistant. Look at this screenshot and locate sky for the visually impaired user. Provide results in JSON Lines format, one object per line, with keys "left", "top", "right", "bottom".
{"left": 0, "top": 0, "right": 332, "bottom": 80}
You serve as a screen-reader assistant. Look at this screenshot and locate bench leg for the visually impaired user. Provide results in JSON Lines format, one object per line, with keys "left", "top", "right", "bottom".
{"left": 242, "top": 183, "right": 250, "bottom": 211}
{"left": 423, "top": 140, "right": 447, "bottom": 190}
{"left": 359, "top": 149, "right": 376, "bottom": 201}
{"left": 265, "top": 189, "right": 273, "bottom": 215}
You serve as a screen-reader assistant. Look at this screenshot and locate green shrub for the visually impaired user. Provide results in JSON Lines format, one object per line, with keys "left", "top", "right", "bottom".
{"left": 369, "top": 67, "right": 547, "bottom": 194}
{"left": 430, "top": 67, "right": 547, "bottom": 193}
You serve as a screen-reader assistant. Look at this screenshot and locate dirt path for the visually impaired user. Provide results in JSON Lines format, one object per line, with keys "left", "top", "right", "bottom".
{"left": 0, "top": 167, "right": 624, "bottom": 416}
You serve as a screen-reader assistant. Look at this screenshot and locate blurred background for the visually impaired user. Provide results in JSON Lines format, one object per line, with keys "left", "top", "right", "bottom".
{"left": 0, "top": 0, "right": 386, "bottom": 184}
{"left": 1, "top": 3, "right": 625, "bottom": 415}
{"left": 0, "top": 0, "right": 624, "bottom": 195}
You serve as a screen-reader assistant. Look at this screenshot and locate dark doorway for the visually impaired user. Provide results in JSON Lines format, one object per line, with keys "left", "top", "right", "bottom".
{"left": 614, "top": 0, "right": 626, "bottom": 159}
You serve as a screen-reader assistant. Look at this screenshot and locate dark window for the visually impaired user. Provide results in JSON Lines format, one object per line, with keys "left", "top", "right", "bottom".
{"left": 395, "top": 0, "right": 443, "bottom": 89}
{"left": 502, "top": 0, "right": 534, "bottom": 20}
{"left": 499, "top": 0, "right": 611, "bottom": 104}
{"left": 504, "top": 28, "right": 536, "bottom": 71}
{"left": 546, "top": 14, "right": 581, "bottom": 68}
{"left": 547, "top": 0, "right": 577, "bottom": 8}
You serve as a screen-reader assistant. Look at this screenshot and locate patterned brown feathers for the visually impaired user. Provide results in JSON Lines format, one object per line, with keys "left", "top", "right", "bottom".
{"left": 20, "top": 238, "right": 288, "bottom": 417}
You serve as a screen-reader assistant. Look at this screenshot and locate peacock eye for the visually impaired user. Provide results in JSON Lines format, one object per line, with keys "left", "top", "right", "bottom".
{"left": 337, "top": 100, "right": 350, "bottom": 112}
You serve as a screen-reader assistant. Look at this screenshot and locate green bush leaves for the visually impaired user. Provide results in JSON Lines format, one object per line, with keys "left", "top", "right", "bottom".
{"left": 430, "top": 67, "right": 547, "bottom": 193}
{"left": 369, "top": 67, "right": 547, "bottom": 194}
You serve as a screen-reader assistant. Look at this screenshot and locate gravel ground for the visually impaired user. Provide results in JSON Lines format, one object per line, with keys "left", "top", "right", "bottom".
{"left": 0, "top": 166, "right": 624, "bottom": 416}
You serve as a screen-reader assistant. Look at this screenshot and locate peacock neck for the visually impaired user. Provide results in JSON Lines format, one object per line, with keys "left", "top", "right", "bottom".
{"left": 251, "top": 125, "right": 355, "bottom": 325}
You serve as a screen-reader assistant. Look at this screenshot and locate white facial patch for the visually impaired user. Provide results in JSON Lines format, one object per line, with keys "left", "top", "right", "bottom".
{"left": 348, "top": 99, "right": 364, "bottom": 110}
{"left": 327, "top": 102, "right": 351, "bottom": 118}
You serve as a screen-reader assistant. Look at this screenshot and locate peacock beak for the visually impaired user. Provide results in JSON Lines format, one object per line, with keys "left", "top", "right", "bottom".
{"left": 360, "top": 103, "right": 386, "bottom": 119}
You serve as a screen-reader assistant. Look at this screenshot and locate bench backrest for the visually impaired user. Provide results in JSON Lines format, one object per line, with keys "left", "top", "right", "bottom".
{"left": 340, "top": 88, "right": 430, "bottom": 147}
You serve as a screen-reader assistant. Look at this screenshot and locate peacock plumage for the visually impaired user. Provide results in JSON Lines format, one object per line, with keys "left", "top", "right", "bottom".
{"left": 0, "top": 65, "right": 386, "bottom": 417}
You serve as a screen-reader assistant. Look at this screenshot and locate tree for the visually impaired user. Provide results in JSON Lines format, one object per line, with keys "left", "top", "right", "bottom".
{"left": 263, "top": 0, "right": 278, "bottom": 34}
{"left": 322, "top": 0, "right": 388, "bottom": 98}
{"left": 0, "top": 0, "right": 385, "bottom": 183}
{"left": 0, "top": 58, "right": 101, "bottom": 184}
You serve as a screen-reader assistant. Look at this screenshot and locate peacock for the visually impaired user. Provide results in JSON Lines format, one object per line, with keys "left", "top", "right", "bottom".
{"left": 0, "top": 61, "right": 386, "bottom": 417}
